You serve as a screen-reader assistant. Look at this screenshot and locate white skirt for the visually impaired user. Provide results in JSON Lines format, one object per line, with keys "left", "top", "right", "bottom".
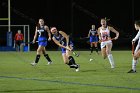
{"left": 100, "top": 40, "right": 112, "bottom": 49}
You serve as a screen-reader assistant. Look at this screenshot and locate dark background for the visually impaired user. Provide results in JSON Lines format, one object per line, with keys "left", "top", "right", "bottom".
{"left": 0, "top": 0, "right": 140, "bottom": 50}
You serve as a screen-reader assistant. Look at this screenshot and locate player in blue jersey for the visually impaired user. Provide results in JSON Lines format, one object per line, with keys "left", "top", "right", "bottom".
{"left": 88, "top": 25, "right": 99, "bottom": 54}
{"left": 50, "top": 27, "right": 80, "bottom": 72}
{"left": 31, "top": 18, "right": 52, "bottom": 66}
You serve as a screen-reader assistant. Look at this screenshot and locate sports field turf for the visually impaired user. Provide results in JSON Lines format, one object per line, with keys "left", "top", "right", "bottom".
{"left": 0, "top": 51, "right": 140, "bottom": 93}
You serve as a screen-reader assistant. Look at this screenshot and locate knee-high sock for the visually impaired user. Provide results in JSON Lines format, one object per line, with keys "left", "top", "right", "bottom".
{"left": 44, "top": 54, "right": 52, "bottom": 62}
{"left": 68, "top": 56, "right": 76, "bottom": 64}
{"left": 132, "top": 58, "right": 138, "bottom": 71}
{"left": 107, "top": 54, "right": 115, "bottom": 68}
{"left": 90, "top": 47, "right": 93, "bottom": 53}
{"left": 35, "top": 55, "right": 40, "bottom": 63}
{"left": 95, "top": 47, "right": 98, "bottom": 53}
{"left": 68, "top": 56, "right": 78, "bottom": 68}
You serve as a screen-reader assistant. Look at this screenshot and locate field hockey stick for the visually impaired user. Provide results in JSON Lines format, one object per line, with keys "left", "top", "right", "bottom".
{"left": 80, "top": 37, "right": 89, "bottom": 40}
{"left": 98, "top": 38, "right": 115, "bottom": 43}
{"left": 72, "top": 51, "right": 80, "bottom": 57}
{"left": 132, "top": 41, "right": 135, "bottom": 55}
{"left": 65, "top": 46, "right": 80, "bottom": 57}
{"left": 22, "top": 41, "right": 35, "bottom": 44}
{"left": 23, "top": 40, "right": 48, "bottom": 44}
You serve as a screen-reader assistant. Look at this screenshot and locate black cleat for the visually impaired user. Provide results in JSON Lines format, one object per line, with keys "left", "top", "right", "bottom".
{"left": 127, "top": 69, "right": 136, "bottom": 73}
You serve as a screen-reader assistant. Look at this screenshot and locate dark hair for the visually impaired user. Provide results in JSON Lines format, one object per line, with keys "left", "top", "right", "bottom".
{"left": 101, "top": 17, "right": 110, "bottom": 22}
{"left": 135, "top": 20, "right": 140, "bottom": 26}
{"left": 36, "top": 18, "right": 45, "bottom": 29}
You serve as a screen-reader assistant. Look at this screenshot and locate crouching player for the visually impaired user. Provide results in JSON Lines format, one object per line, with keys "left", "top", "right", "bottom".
{"left": 128, "top": 20, "right": 140, "bottom": 73}
{"left": 50, "top": 27, "right": 80, "bottom": 72}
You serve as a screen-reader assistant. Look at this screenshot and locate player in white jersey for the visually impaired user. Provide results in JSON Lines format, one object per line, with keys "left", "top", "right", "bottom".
{"left": 128, "top": 20, "right": 140, "bottom": 73}
{"left": 98, "top": 18, "right": 119, "bottom": 68}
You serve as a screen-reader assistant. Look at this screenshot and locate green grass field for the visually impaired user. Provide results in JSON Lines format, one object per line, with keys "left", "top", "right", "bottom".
{"left": 0, "top": 51, "right": 140, "bottom": 93}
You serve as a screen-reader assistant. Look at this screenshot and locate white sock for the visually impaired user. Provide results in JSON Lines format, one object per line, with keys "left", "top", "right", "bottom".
{"left": 107, "top": 54, "right": 115, "bottom": 68}
{"left": 132, "top": 58, "right": 137, "bottom": 71}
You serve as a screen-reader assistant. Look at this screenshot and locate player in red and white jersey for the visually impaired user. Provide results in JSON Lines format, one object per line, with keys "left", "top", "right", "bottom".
{"left": 98, "top": 18, "right": 119, "bottom": 68}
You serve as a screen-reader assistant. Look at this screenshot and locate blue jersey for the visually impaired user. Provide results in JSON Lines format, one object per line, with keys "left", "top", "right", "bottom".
{"left": 53, "top": 31, "right": 73, "bottom": 53}
{"left": 89, "top": 29, "right": 98, "bottom": 42}
{"left": 37, "top": 26, "right": 47, "bottom": 37}
{"left": 89, "top": 29, "right": 97, "bottom": 36}
{"left": 53, "top": 31, "right": 67, "bottom": 46}
{"left": 37, "top": 26, "right": 48, "bottom": 46}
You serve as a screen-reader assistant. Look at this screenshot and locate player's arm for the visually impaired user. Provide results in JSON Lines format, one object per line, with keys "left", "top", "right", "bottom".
{"left": 22, "top": 34, "right": 24, "bottom": 41}
{"left": 132, "top": 31, "right": 140, "bottom": 42}
{"left": 59, "top": 31, "right": 69, "bottom": 46}
{"left": 109, "top": 26, "right": 119, "bottom": 40}
{"left": 97, "top": 27, "right": 101, "bottom": 41}
{"left": 45, "top": 25, "right": 51, "bottom": 41}
{"left": 88, "top": 30, "right": 90, "bottom": 38}
{"left": 52, "top": 37, "right": 71, "bottom": 51}
{"left": 14, "top": 34, "right": 17, "bottom": 41}
{"left": 33, "top": 27, "right": 38, "bottom": 43}
{"left": 95, "top": 29, "right": 98, "bottom": 36}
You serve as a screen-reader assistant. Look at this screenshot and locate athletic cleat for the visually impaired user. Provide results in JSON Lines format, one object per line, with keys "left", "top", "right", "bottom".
{"left": 47, "top": 61, "right": 52, "bottom": 65}
{"left": 111, "top": 65, "right": 115, "bottom": 69}
{"left": 89, "top": 58, "right": 93, "bottom": 62}
{"left": 128, "top": 69, "right": 136, "bottom": 73}
{"left": 111, "top": 66, "right": 115, "bottom": 69}
{"left": 31, "top": 62, "right": 37, "bottom": 66}
{"left": 75, "top": 65, "right": 80, "bottom": 72}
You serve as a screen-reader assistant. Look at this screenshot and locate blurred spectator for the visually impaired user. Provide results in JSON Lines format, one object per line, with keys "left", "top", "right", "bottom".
{"left": 14, "top": 30, "right": 24, "bottom": 51}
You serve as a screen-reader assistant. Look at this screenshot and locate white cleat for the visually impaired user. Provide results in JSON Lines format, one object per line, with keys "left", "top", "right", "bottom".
{"left": 47, "top": 61, "right": 52, "bottom": 65}
{"left": 31, "top": 62, "right": 37, "bottom": 66}
{"left": 89, "top": 58, "right": 93, "bottom": 62}
{"left": 75, "top": 65, "right": 80, "bottom": 72}
{"left": 111, "top": 65, "right": 115, "bottom": 69}
{"left": 76, "top": 68, "right": 79, "bottom": 72}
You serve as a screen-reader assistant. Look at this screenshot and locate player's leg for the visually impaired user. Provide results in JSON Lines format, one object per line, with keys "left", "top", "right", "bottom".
{"left": 101, "top": 42, "right": 107, "bottom": 59}
{"left": 133, "top": 50, "right": 140, "bottom": 71}
{"left": 42, "top": 47, "right": 52, "bottom": 65}
{"left": 89, "top": 37, "right": 94, "bottom": 54}
{"left": 128, "top": 49, "right": 140, "bottom": 73}
{"left": 16, "top": 41, "right": 20, "bottom": 52}
{"left": 62, "top": 51, "right": 76, "bottom": 68}
{"left": 90, "top": 43, "right": 94, "bottom": 54}
{"left": 94, "top": 42, "right": 99, "bottom": 54}
{"left": 93, "top": 36, "right": 99, "bottom": 54}
{"left": 15, "top": 44, "right": 19, "bottom": 51}
{"left": 62, "top": 46, "right": 79, "bottom": 71}
{"left": 20, "top": 41, "right": 24, "bottom": 52}
{"left": 66, "top": 48, "right": 80, "bottom": 72}
{"left": 61, "top": 47, "right": 75, "bottom": 66}
{"left": 31, "top": 46, "right": 43, "bottom": 66}
{"left": 62, "top": 53, "right": 69, "bottom": 64}
{"left": 101, "top": 48, "right": 107, "bottom": 59}
{"left": 106, "top": 42, "right": 115, "bottom": 68}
